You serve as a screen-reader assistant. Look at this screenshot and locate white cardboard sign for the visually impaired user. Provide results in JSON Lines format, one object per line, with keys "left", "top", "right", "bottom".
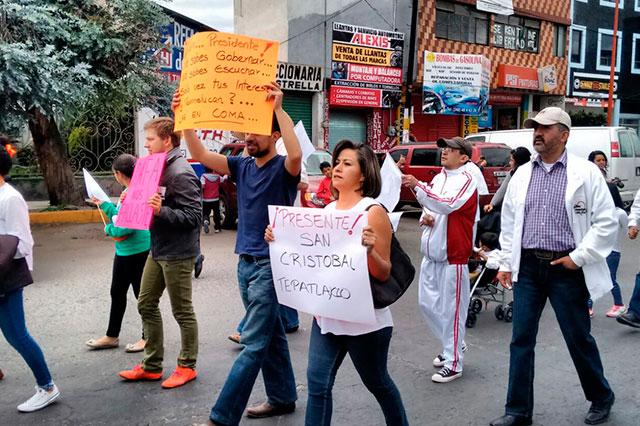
{"left": 268, "top": 205, "right": 376, "bottom": 324}
{"left": 376, "top": 153, "right": 402, "bottom": 212}
{"left": 83, "top": 168, "right": 111, "bottom": 203}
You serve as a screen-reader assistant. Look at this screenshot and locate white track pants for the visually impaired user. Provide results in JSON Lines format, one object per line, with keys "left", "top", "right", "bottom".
{"left": 418, "top": 258, "right": 470, "bottom": 372}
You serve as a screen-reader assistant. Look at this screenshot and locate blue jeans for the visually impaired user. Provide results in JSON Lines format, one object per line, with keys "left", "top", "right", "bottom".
{"left": 236, "top": 304, "right": 299, "bottom": 332}
{"left": 505, "top": 252, "right": 613, "bottom": 418}
{"left": 305, "top": 320, "right": 408, "bottom": 426}
{"left": 0, "top": 289, "right": 53, "bottom": 388}
{"left": 210, "top": 256, "right": 297, "bottom": 425}
{"left": 627, "top": 272, "right": 640, "bottom": 317}
{"left": 588, "top": 251, "right": 624, "bottom": 309}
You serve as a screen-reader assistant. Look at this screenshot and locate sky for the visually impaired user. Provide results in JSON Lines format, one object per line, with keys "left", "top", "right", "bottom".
{"left": 157, "top": 0, "right": 234, "bottom": 32}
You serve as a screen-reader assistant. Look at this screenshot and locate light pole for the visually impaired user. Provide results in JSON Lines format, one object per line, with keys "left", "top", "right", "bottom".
{"left": 607, "top": 0, "right": 620, "bottom": 126}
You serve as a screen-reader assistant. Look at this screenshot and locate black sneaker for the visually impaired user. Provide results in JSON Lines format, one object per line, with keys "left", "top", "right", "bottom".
{"left": 203, "top": 220, "right": 210, "bottom": 234}
{"left": 616, "top": 311, "right": 640, "bottom": 328}
{"left": 194, "top": 254, "right": 204, "bottom": 278}
{"left": 432, "top": 367, "right": 462, "bottom": 383}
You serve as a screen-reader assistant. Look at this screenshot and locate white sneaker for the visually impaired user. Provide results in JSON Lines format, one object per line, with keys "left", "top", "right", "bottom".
{"left": 17, "top": 384, "right": 60, "bottom": 412}
{"left": 432, "top": 367, "right": 462, "bottom": 383}
{"left": 433, "top": 354, "right": 446, "bottom": 368}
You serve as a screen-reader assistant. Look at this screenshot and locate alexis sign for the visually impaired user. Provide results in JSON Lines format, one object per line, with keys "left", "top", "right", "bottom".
{"left": 268, "top": 206, "right": 376, "bottom": 324}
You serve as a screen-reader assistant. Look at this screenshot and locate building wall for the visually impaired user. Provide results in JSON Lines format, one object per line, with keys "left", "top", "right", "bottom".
{"left": 416, "top": 0, "right": 570, "bottom": 95}
{"left": 234, "top": 0, "right": 290, "bottom": 60}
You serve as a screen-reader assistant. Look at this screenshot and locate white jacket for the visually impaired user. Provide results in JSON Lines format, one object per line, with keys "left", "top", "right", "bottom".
{"left": 628, "top": 189, "right": 640, "bottom": 228}
{"left": 499, "top": 153, "right": 616, "bottom": 300}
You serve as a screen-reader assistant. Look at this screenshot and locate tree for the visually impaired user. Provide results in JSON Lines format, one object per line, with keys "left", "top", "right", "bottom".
{"left": 0, "top": 0, "right": 172, "bottom": 205}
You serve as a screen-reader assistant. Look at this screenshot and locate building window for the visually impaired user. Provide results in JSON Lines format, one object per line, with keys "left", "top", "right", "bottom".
{"left": 632, "top": 34, "right": 640, "bottom": 74}
{"left": 553, "top": 25, "right": 567, "bottom": 57}
{"left": 435, "top": 0, "right": 489, "bottom": 45}
{"left": 600, "top": 0, "right": 624, "bottom": 9}
{"left": 570, "top": 25, "right": 587, "bottom": 68}
{"left": 492, "top": 15, "right": 540, "bottom": 52}
{"left": 636, "top": 0, "right": 640, "bottom": 11}
{"left": 597, "top": 29, "right": 622, "bottom": 72}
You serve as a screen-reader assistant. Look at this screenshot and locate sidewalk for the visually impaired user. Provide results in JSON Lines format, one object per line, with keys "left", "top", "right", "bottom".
{"left": 27, "top": 198, "right": 120, "bottom": 224}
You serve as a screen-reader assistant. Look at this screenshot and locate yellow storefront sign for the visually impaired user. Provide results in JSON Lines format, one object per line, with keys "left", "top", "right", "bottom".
{"left": 332, "top": 42, "right": 393, "bottom": 66}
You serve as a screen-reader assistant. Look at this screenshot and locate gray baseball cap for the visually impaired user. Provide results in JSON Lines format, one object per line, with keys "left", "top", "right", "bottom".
{"left": 523, "top": 107, "right": 572, "bottom": 129}
{"left": 437, "top": 136, "right": 473, "bottom": 157}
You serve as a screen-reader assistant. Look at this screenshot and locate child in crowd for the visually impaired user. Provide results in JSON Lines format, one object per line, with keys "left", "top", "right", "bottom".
{"left": 313, "top": 161, "right": 333, "bottom": 207}
{"left": 200, "top": 167, "right": 222, "bottom": 234}
{"left": 86, "top": 153, "right": 149, "bottom": 353}
{"left": 470, "top": 232, "right": 500, "bottom": 285}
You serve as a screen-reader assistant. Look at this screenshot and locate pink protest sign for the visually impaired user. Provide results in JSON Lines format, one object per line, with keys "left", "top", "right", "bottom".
{"left": 115, "top": 152, "right": 167, "bottom": 230}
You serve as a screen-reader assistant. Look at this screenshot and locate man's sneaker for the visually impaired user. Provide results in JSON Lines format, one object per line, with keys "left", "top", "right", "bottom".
{"left": 606, "top": 305, "right": 626, "bottom": 318}
{"left": 17, "top": 384, "right": 60, "bottom": 412}
{"left": 161, "top": 366, "right": 197, "bottom": 389}
{"left": 118, "top": 364, "right": 162, "bottom": 381}
{"left": 589, "top": 308, "right": 594, "bottom": 318}
{"left": 214, "top": 229, "right": 220, "bottom": 233}
{"left": 203, "top": 220, "right": 210, "bottom": 234}
{"left": 433, "top": 354, "right": 446, "bottom": 368}
{"left": 616, "top": 311, "right": 640, "bottom": 328}
{"left": 194, "top": 254, "right": 204, "bottom": 278}
{"left": 432, "top": 367, "right": 462, "bottom": 383}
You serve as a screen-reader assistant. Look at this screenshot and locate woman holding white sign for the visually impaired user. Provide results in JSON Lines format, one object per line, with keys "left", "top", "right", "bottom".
{"left": 266, "top": 140, "right": 408, "bottom": 425}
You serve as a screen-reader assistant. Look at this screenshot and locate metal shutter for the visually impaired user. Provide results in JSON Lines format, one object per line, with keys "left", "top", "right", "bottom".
{"left": 328, "top": 110, "right": 367, "bottom": 153}
{"left": 282, "top": 91, "right": 313, "bottom": 135}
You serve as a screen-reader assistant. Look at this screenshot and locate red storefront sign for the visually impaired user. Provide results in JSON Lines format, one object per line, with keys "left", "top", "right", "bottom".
{"left": 490, "top": 92, "right": 523, "bottom": 105}
{"left": 329, "top": 86, "right": 382, "bottom": 108}
{"left": 497, "top": 64, "right": 539, "bottom": 90}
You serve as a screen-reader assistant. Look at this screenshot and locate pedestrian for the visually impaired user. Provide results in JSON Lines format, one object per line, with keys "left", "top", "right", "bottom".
{"left": 490, "top": 107, "right": 616, "bottom": 426}
{"left": 118, "top": 117, "right": 202, "bottom": 389}
{"left": 177, "top": 81, "right": 301, "bottom": 425}
{"left": 201, "top": 167, "right": 222, "bottom": 234}
{"left": 0, "top": 138, "right": 60, "bottom": 412}
{"left": 617, "top": 189, "right": 640, "bottom": 328}
{"left": 314, "top": 161, "right": 333, "bottom": 206}
{"left": 586, "top": 150, "right": 626, "bottom": 318}
{"left": 483, "top": 147, "right": 531, "bottom": 214}
{"left": 401, "top": 136, "right": 478, "bottom": 383}
{"left": 86, "top": 154, "right": 149, "bottom": 352}
{"left": 266, "top": 140, "right": 408, "bottom": 426}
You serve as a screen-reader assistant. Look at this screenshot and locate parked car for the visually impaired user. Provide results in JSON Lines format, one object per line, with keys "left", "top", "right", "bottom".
{"left": 388, "top": 141, "right": 512, "bottom": 208}
{"left": 216, "top": 142, "right": 332, "bottom": 228}
{"left": 467, "top": 127, "right": 640, "bottom": 208}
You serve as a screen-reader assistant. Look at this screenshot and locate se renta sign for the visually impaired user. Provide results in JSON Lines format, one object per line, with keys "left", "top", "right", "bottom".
{"left": 267, "top": 206, "right": 376, "bottom": 324}
{"left": 422, "top": 51, "right": 491, "bottom": 116}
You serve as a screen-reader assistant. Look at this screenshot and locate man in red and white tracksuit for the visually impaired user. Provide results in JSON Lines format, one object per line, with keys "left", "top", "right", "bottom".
{"left": 402, "top": 136, "right": 477, "bottom": 383}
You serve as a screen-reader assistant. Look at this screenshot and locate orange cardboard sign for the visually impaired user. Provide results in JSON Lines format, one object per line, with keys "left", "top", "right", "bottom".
{"left": 175, "top": 32, "right": 279, "bottom": 135}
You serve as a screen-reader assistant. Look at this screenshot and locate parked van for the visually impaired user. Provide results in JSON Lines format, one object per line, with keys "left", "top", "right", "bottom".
{"left": 388, "top": 141, "right": 512, "bottom": 208}
{"left": 466, "top": 127, "right": 640, "bottom": 207}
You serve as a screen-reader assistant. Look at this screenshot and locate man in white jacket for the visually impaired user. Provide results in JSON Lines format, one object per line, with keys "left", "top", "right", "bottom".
{"left": 402, "top": 137, "right": 477, "bottom": 383}
{"left": 617, "top": 189, "right": 640, "bottom": 328}
{"left": 490, "top": 107, "right": 616, "bottom": 426}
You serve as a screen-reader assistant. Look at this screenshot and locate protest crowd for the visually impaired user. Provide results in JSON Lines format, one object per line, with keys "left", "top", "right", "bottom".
{"left": 3, "top": 33, "right": 640, "bottom": 426}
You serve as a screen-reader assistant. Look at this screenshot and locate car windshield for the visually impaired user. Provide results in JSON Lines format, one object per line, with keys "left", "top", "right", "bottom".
{"left": 305, "top": 151, "right": 332, "bottom": 176}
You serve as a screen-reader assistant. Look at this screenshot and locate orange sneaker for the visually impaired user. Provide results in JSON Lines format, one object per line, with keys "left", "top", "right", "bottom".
{"left": 118, "top": 364, "right": 162, "bottom": 381}
{"left": 161, "top": 366, "right": 197, "bottom": 389}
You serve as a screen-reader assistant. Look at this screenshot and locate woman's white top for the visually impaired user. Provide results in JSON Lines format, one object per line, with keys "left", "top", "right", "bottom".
{"left": 0, "top": 183, "right": 34, "bottom": 270}
{"left": 315, "top": 197, "right": 394, "bottom": 336}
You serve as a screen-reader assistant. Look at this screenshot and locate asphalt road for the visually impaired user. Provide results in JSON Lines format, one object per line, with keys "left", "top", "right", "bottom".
{"left": 1, "top": 214, "right": 639, "bottom": 425}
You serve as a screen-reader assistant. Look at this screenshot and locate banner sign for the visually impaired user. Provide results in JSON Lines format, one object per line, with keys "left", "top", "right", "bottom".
{"left": 422, "top": 51, "right": 490, "bottom": 116}
{"left": 330, "top": 22, "right": 404, "bottom": 108}
{"left": 268, "top": 206, "right": 376, "bottom": 324}
{"left": 115, "top": 153, "right": 166, "bottom": 230}
{"left": 477, "top": 0, "right": 514, "bottom": 15}
{"left": 276, "top": 62, "right": 323, "bottom": 92}
{"left": 175, "top": 31, "right": 279, "bottom": 135}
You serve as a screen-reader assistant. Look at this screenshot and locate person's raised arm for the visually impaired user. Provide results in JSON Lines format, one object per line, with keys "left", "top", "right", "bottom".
{"left": 171, "top": 91, "right": 230, "bottom": 175}
{"left": 266, "top": 82, "right": 302, "bottom": 177}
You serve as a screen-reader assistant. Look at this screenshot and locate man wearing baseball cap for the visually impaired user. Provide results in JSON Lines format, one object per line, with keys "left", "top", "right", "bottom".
{"left": 490, "top": 107, "right": 616, "bottom": 426}
{"left": 402, "top": 136, "right": 477, "bottom": 383}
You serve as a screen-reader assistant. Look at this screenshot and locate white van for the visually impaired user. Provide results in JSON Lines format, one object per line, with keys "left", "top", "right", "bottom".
{"left": 467, "top": 127, "right": 640, "bottom": 207}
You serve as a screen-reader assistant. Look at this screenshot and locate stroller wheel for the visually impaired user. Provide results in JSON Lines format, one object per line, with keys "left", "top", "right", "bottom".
{"left": 471, "top": 298, "right": 483, "bottom": 314}
{"left": 504, "top": 306, "right": 513, "bottom": 323}
{"left": 495, "top": 305, "right": 505, "bottom": 321}
{"left": 466, "top": 311, "right": 477, "bottom": 328}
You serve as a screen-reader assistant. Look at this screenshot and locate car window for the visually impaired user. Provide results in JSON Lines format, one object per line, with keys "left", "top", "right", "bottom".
{"left": 618, "top": 131, "right": 634, "bottom": 158}
{"left": 305, "top": 151, "right": 332, "bottom": 176}
{"left": 628, "top": 131, "right": 640, "bottom": 158}
{"left": 389, "top": 149, "right": 408, "bottom": 162}
{"left": 410, "top": 148, "right": 440, "bottom": 166}
{"left": 481, "top": 147, "right": 511, "bottom": 167}
{"left": 466, "top": 136, "right": 485, "bottom": 143}
{"left": 219, "top": 147, "right": 236, "bottom": 157}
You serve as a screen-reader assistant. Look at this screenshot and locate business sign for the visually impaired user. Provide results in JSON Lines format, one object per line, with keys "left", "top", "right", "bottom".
{"left": 158, "top": 20, "right": 199, "bottom": 82}
{"left": 571, "top": 73, "right": 618, "bottom": 99}
{"left": 330, "top": 22, "right": 404, "bottom": 108}
{"left": 276, "top": 62, "right": 323, "bottom": 92}
{"left": 422, "top": 51, "right": 491, "bottom": 116}
{"left": 497, "top": 64, "right": 539, "bottom": 90}
{"left": 478, "top": 105, "right": 493, "bottom": 128}
{"left": 538, "top": 64, "right": 558, "bottom": 93}
{"left": 461, "top": 116, "right": 479, "bottom": 137}
{"left": 477, "top": 0, "right": 514, "bottom": 15}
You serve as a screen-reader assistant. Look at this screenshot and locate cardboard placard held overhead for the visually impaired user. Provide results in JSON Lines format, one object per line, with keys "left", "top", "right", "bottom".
{"left": 175, "top": 31, "right": 280, "bottom": 135}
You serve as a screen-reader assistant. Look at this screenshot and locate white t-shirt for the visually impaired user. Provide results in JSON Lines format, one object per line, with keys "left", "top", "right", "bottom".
{"left": 315, "top": 197, "right": 393, "bottom": 336}
{"left": 0, "top": 183, "right": 34, "bottom": 270}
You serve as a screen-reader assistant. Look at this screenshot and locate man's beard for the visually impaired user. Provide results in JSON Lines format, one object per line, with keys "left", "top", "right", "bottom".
{"left": 250, "top": 147, "right": 270, "bottom": 158}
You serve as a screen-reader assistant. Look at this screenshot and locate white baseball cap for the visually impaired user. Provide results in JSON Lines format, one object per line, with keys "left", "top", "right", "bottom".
{"left": 523, "top": 107, "right": 571, "bottom": 129}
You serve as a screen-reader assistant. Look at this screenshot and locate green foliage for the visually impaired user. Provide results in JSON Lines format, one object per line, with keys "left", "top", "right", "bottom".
{"left": 67, "top": 126, "right": 92, "bottom": 153}
{"left": 569, "top": 110, "right": 607, "bottom": 127}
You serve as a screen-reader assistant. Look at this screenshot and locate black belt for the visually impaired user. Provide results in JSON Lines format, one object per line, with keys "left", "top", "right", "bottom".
{"left": 240, "top": 254, "right": 269, "bottom": 263}
{"left": 522, "top": 249, "right": 572, "bottom": 261}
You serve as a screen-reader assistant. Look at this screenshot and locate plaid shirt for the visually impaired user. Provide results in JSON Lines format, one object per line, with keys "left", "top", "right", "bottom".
{"left": 522, "top": 150, "right": 576, "bottom": 251}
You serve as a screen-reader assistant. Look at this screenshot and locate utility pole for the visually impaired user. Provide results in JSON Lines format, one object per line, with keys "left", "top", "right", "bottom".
{"left": 403, "top": 0, "right": 420, "bottom": 142}
{"left": 607, "top": 0, "right": 620, "bottom": 126}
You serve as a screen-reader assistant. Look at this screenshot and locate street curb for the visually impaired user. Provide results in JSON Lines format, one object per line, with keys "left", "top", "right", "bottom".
{"left": 29, "top": 209, "right": 103, "bottom": 224}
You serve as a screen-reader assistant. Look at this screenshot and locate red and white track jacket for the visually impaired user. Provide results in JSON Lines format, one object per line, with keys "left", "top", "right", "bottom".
{"left": 414, "top": 167, "right": 478, "bottom": 265}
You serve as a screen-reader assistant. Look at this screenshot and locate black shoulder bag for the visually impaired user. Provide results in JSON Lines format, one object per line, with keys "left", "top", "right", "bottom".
{"left": 366, "top": 205, "right": 416, "bottom": 308}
